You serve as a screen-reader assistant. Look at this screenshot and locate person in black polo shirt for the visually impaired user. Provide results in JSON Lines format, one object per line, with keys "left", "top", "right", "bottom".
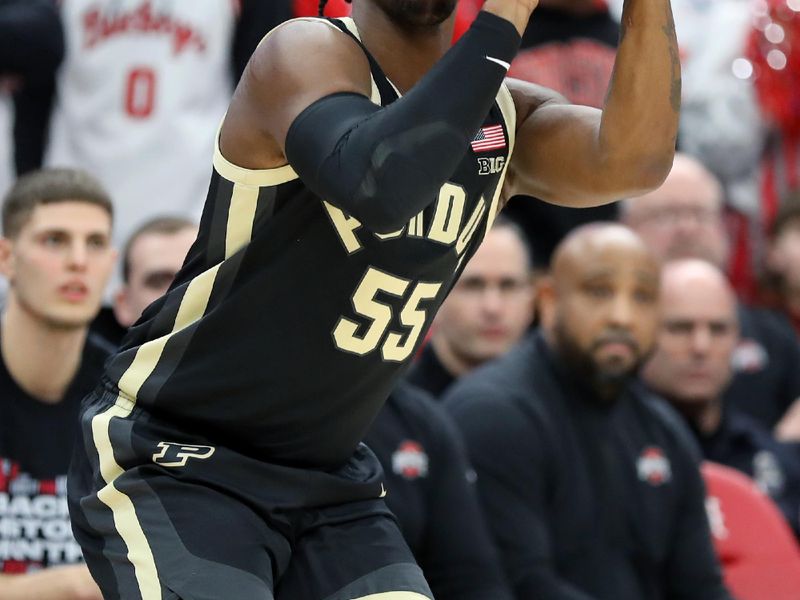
{"left": 445, "top": 223, "right": 732, "bottom": 600}
{"left": 408, "top": 216, "right": 536, "bottom": 398}
{"left": 0, "top": 168, "right": 116, "bottom": 598}
{"left": 643, "top": 258, "right": 800, "bottom": 536}
{"left": 365, "top": 382, "right": 514, "bottom": 600}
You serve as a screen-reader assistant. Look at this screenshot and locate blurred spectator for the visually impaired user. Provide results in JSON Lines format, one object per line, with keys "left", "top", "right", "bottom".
{"left": 0, "top": 0, "right": 65, "bottom": 305}
{"left": 501, "top": 0, "right": 620, "bottom": 267}
{"left": 642, "top": 258, "right": 800, "bottom": 536}
{"left": 508, "top": 0, "right": 618, "bottom": 109}
{"left": 761, "top": 191, "right": 800, "bottom": 333}
{"left": 445, "top": 224, "right": 732, "bottom": 600}
{"left": 0, "top": 168, "right": 116, "bottom": 598}
{"left": 114, "top": 216, "right": 197, "bottom": 329}
{"left": 0, "top": 0, "right": 64, "bottom": 193}
{"left": 365, "top": 382, "right": 514, "bottom": 600}
{"left": 407, "top": 217, "right": 536, "bottom": 398}
{"left": 92, "top": 215, "right": 197, "bottom": 346}
{"left": 25, "top": 0, "right": 292, "bottom": 254}
{"left": 624, "top": 153, "right": 800, "bottom": 431}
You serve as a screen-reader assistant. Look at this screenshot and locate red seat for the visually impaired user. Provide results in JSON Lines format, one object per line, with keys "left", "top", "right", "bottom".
{"left": 702, "top": 461, "right": 800, "bottom": 600}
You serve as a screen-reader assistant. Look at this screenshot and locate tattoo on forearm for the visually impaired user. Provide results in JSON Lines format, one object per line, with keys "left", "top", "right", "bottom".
{"left": 661, "top": 4, "right": 681, "bottom": 113}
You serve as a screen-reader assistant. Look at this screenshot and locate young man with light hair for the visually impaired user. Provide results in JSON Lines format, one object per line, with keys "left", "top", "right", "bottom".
{"left": 0, "top": 168, "right": 116, "bottom": 599}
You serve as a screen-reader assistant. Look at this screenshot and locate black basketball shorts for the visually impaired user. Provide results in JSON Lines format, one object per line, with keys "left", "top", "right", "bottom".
{"left": 68, "top": 385, "right": 433, "bottom": 600}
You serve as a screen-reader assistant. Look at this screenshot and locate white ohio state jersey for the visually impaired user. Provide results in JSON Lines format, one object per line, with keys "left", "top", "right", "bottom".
{"left": 45, "top": 0, "right": 237, "bottom": 246}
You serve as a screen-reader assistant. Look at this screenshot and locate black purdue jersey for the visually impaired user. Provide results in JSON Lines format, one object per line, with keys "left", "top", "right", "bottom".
{"left": 103, "top": 17, "right": 517, "bottom": 468}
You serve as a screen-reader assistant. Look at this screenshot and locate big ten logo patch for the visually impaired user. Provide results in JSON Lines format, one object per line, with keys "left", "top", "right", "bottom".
{"left": 391, "top": 441, "right": 429, "bottom": 480}
{"left": 152, "top": 442, "right": 215, "bottom": 467}
{"left": 478, "top": 156, "right": 506, "bottom": 176}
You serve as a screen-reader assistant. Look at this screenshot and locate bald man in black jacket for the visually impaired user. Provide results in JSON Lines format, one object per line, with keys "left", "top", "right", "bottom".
{"left": 445, "top": 224, "right": 731, "bottom": 600}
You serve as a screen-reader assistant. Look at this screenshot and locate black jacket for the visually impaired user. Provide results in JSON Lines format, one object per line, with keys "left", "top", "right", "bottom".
{"left": 695, "top": 408, "right": 800, "bottom": 537}
{"left": 444, "top": 331, "right": 732, "bottom": 600}
{"left": 365, "top": 382, "right": 514, "bottom": 600}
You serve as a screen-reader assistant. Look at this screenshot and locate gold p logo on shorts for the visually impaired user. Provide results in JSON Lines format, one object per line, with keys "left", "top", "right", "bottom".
{"left": 152, "top": 442, "right": 216, "bottom": 467}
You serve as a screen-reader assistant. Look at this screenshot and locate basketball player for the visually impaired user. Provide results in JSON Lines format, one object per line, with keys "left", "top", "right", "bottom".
{"left": 68, "top": 0, "right": 680, "bottom": 598}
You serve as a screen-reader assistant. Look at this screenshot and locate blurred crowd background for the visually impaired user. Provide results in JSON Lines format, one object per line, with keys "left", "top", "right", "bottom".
{"left": 2, "top": 0, "right": 800, "bottom": 598}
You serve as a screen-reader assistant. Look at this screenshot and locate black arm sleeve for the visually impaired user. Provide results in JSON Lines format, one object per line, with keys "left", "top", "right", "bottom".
{"left": 0, "top": 0, "right": 63, "bottom": 77}
{"left": 231, "top": 0, "right": 293, "bottom": 83}
{"left": 284, "top": 11, "right": 520, "bottom": 233}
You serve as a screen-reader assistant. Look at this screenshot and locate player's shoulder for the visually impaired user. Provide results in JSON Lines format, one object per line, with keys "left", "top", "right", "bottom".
{"left": 250, "top": 16, "right": 363, "bottom": 69}
{"left": 245, "top": 16, "right": 372, "bottom": 101}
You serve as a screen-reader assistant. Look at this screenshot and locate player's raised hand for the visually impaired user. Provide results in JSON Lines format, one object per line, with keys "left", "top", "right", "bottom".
{"left": 481, "top": 0, "right": 539, "bottom": 36}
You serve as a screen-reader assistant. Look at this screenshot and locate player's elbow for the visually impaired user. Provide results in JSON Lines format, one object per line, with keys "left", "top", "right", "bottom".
{"left": 326, "top": 155, "right": 447, "bottom": 234}
{"left": 606, "top": 146, "right": 676, "bottom": 198}
{"left": 635, "top": 151, "right": 675, "bottom": 191}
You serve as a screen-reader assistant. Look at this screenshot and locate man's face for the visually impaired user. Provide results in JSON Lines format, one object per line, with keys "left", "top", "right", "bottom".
{"left": 642, "top": 267, "right": 738, "bottom": 405}
{"left": 433, "top": 226, "right": 534, "bottom": 369}
{"left": 626, "top": 168, "right": 728, "bottom": 268}
{"left": 543, "top": 234, "right": 660, "bottom": 391}
{"left": 0, "top": 201, "right": 115, "bottom": 329}
{"left": 372, "top": 0, "right": 458, "bottom": 27}
{"left": 114, "top": 227, "right": 197, "bottom": 327}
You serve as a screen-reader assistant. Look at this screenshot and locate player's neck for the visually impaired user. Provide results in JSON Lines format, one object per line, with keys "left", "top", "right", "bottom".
{"left": 1, "top": 297, "right": 87, "bottom": 404}
{"left": 351, "top": 4, "right": 455, "bottom": 93}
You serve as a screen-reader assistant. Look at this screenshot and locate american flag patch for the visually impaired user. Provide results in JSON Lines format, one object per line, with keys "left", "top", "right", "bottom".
{"left": 470, "top": 124, "right": 506, "bottom": 152}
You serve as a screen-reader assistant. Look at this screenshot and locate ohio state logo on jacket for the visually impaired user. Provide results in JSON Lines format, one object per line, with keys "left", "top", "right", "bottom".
{"left": 637, "top": 446, "right": 672, "bottom": 486}
{"left": 391, "top": 440, "right": 429, "bottom": 480}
